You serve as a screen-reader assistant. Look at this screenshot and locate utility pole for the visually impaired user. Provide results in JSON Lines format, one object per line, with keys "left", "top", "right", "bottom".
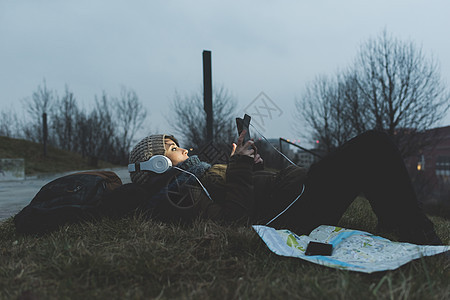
{"left": 203, "top": 50, "right": 213, "bottom": 142}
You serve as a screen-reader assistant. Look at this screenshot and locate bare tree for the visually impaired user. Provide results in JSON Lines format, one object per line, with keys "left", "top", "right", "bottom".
{"left": 114, "top": 86, "right": 148, "bottom": 163}
{"left": 72, "top": 109, "right": 90, "bottom": 158}
{"left": 22, "top": 79, "right": 55, "bottom": 143}
{"left": 353, "top": 30, "right": 449, "bottom": 156}
{"left": 295, "top": 74, "right": 356, "bottom": 152}
{"left": 295, "top": 30, "right": 450, "bottom": 157}
{"left": 0, "top": 109, "right": 21, "bottom": 138}
{"left": 92, "top": 93, "right": 119, "bottom": 163}
{"left": 15, "top": 81, "right": 148, "bottom": 165}
{"left": 68, "top": 94, "right": 119, "bottom": 165}
{"left": 340, "top": 74, "right": 371, "bottom": 135}
{"left": 62, "top": 88, "right": 147, "bottom": 164}
{"left": 52, "top": 86, "right": 78, "bottom": 151}
{"left": 168, "top": 85, "right": 237, "bottom": 150}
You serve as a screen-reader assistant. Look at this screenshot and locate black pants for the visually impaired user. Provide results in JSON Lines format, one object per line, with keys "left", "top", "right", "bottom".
{"left": 271, "top": 130, "right": 434, "bottom": 236}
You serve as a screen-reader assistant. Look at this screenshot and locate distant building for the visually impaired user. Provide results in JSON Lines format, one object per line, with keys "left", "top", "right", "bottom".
{"left": 278, "top": 138, "right": 320, "bottom": 169}
{"left": 294, "top": 150, "right": 316, "bottom": 169}
{"left": 405, "top": 126, "right": 450, "bottom": 204}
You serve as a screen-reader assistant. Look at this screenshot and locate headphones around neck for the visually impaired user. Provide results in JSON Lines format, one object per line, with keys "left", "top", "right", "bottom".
{"left": 128, "top": 155, "right": 173, "bottom": 174}
{"left": 128, "top": 155, "right": 213, "bottom": 204}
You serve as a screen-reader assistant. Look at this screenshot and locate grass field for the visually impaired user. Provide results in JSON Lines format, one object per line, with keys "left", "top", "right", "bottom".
{"left": 0, "top": 136, "right": 117, "bottom": 175}
{"left": 0, "top": 197, "right": 448, "bottom": 299}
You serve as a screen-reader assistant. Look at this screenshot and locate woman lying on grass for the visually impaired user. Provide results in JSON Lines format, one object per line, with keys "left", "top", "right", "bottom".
{"left": 126, "top": 129, "right": 443, "bottom": 245}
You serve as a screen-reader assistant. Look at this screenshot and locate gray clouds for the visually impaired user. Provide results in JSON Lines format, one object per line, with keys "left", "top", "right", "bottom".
{"left": 1, "top": 0, "right": 449, "bottom": 140}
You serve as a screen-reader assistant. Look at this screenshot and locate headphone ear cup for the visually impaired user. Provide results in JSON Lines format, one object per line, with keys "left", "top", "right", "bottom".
{"left": 149, "top": 155, "right": 172, "bottom": 174}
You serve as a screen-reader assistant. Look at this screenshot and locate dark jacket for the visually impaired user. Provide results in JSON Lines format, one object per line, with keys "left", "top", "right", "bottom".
{"left": 152, "top": 155, "right": 308, "bottom": 225}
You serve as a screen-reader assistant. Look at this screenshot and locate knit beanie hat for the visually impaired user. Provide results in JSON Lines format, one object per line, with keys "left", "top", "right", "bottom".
{"left": 129, "top": 134, "right": 179, "bottom": 185}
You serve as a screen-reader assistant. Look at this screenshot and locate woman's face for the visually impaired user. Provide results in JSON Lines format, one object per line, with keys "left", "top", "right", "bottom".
{"left": 164, "top": 138, "right": 189, "bottom": 165}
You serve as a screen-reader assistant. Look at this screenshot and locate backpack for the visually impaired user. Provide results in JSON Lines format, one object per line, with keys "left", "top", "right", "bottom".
{"left": 14, "top": 171, "right": 122, "bottom": 234}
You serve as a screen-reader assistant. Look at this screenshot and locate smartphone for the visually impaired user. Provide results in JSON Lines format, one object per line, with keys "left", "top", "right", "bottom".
{"left": 305, "top": 241, "right": 333, "bottom": 256}
{"left": 236, "top": 114, "right": 251, "bottom": 143}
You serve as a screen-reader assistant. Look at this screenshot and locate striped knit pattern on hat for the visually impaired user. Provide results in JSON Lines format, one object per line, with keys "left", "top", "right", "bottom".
{"left": 129, "top": 134, "right": 167, "bottom": 184}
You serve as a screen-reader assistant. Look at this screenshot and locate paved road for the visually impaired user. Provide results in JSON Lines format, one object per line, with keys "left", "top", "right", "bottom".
{"left": 0, "top": 168, "right": 131, "bottom": 221}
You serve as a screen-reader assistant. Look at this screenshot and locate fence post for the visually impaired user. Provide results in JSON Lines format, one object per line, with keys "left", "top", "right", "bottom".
{"left": 43, "top": 112, "right": 48, "bottom": 157}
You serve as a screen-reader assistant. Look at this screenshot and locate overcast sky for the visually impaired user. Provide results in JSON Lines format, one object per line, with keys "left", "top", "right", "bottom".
{"left": 1, "top": 0, "right": 449, "bottom": 145}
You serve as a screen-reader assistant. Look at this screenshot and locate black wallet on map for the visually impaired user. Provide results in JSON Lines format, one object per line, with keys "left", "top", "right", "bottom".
{"left": 305, "top": 241, "right": 333, "bottom": 256}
